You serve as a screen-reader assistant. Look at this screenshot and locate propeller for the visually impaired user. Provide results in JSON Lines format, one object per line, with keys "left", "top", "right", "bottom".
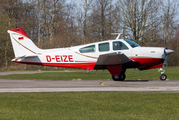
{"left": 164, "top": 37, "right": 174, "bottom": 68}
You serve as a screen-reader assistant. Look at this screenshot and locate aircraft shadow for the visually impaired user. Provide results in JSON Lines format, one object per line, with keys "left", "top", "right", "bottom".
{"left": 123, "top": 80, "right": 150, "bottom": 82}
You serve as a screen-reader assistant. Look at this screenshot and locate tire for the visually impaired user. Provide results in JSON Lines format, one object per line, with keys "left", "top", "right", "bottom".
{"left": 112, "top": 73, "right": 126, "bottom": 81}
{"left": 119, "top": 73, "right": 126, "bottom": 81}
{"left": 160, "top": 74, "right": 167, "bottom": 81}
{"left": 112, "top": 75, "right": 120, "bottom": 81}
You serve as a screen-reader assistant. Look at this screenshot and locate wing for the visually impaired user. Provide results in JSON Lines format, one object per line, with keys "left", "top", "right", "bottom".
{"left": 94, "top": 52, "right": 131, "bottom": 76}
{"left": 95, "top": 52, "right": 131, "bottom": 66}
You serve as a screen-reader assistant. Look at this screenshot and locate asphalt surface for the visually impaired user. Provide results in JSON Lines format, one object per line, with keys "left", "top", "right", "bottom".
{"left": 0, "top": 71, "right": 179, "bottom": 93}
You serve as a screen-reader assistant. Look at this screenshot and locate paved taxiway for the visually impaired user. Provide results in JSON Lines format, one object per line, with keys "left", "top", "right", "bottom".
{"left": 0, "top": 71, "right": 179, "bottom": 92}
{"left": 0, "top": 79, "right": 179, "bottom": 92}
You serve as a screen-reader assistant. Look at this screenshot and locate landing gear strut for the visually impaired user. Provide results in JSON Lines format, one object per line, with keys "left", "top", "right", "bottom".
{"left": 159, "top": 67, "right": 167, "bottom": 81}
{"left": 112, "top": 69, "right": 126, "bottom": 81}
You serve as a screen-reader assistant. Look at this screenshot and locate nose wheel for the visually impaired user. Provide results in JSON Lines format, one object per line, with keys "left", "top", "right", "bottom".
{"left": 159, "top": 68, "right": 167, "bottom": 81}
{"left": 160, "top": 74, "right": 167, "bottom": 81}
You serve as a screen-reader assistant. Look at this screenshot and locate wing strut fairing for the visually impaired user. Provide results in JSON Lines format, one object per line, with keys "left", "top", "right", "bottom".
{"left": 107, "top": 65, "right": 122, "bottom": 76}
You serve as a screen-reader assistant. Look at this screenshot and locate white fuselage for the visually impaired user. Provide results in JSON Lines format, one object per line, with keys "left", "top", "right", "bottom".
{"left": 13, "top": 39, "right": 167, "bottom": 70}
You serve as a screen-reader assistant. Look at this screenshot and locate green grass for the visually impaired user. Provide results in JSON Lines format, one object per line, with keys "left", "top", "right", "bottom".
{"left": 0, "top": 67, "right": 179, "bottom": 80}
{"left": 0, "top": 92, "right": 179, "bottom": 120}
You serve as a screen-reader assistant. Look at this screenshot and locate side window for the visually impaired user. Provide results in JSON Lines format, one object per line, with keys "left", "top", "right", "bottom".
{"left": 79, "top": 45, "right": 95, "bottom": 53}
{"left": 98, "top": 42, "right": 109, "bottom": 52}
{"left": 113, "top": 41, "right": 128, "bottom": 50}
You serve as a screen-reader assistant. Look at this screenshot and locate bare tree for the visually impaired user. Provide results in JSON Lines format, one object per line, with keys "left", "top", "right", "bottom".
{"left": 93, "top": 0, "right": 114, "bottom": 40}
{"left": 37, "top": 0, "right": 67, "bottom": 48}
{"left": 0, "top": 11, "right": 14, "bottom": 69}
{"left": 81, "top": 0, "right": 114, "bottom": 42}
{"left": 49, "top": 0, "right": 66, "bottom": 41}
{"left": 38, "top": 0, "right": 43, "bottom": 47}
{"left": 79, "top": 0, "right": 93, "bottom": 44}
{"left": 161, "top": 0, "right": 178, "bottom": 47}
{"left": 113, "top": 0, "right": 162, "bottom": 45}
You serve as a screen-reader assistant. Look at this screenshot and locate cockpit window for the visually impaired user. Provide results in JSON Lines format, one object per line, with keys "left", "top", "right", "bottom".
{"left": 124, "top": 39, "right": 140, "bottom": 48}
{"left": 99, "top": 42, "right": 109, "bottom": 52}
{"left": 113, "top": 41, "right": 128, "bottom": 50}
{"left": 79, "top": 45, "right": 95, "bottom": 53}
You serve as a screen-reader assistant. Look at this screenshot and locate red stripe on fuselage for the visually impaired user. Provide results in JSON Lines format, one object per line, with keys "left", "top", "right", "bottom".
{"left": 130, "top": 57, "right": 164, "bottom": 65}
{"left": 13, "top": 60, "right": 96, "bottom": 70}
{"left": 12, "top": 57, "right": 164, "bottom": 70}
{"left": 130, "top": 57, "right": 164, "bottom": 69}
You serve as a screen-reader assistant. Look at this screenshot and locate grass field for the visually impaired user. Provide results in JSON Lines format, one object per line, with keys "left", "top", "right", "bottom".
{"left": 0, "top": 92, "right": 179, "bottom": 120}
{"left": 0, "top": 67, "right": 179, "bottom": 80}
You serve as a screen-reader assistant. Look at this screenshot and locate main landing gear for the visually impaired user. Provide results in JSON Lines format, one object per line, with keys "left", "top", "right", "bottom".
{"left": 159, "top": 68, "right": 167, "bottom": 81}
{"left": 112, "top": 69, "right": 126, "bottom": 81}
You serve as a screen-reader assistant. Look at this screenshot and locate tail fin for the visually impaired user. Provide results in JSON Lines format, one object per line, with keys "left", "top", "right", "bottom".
{"left": 7, "top": 28, "right": 42, "bottom": 58}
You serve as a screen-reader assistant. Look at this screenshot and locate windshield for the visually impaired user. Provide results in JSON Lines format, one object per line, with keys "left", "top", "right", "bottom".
{"left": 124, "top": 39, "right": 140, "bottom": 48}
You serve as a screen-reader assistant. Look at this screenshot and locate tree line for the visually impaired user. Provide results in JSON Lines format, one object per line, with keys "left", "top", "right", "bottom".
{"left": 0, "top": 0, "right": 179, "bottom": 69}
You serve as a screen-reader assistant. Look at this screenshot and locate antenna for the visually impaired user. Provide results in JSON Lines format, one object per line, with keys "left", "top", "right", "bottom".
{"left": 111, "top": 33, "right": 122, "bottom": 40}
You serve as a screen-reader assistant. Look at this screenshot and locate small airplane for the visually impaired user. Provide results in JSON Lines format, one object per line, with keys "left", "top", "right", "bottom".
{"left": 8, "top": 28, "right": 174, "bottom": 81}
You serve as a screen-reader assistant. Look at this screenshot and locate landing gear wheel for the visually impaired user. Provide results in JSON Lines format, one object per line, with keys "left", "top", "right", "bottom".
{"left": 160, "top": 74, "right": 167, "bottom": 81}
{"left": 112, "top": 75, "right": 120, "bottom": 81}
{"left": 119, "top": 73, "right": 126, "bottom": 81}
{"left": 112, "top": 73, "right": 126, "bottom": 81}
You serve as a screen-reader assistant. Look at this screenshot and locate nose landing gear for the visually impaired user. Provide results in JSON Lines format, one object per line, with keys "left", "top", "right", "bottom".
{"left": 159, "top": 68, "right": 167, "bottom": 81}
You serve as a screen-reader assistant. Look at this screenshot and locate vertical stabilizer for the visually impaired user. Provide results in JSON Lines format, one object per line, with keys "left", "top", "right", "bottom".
{"left": 7, "top": 28, "right": 42, "bottom": 58}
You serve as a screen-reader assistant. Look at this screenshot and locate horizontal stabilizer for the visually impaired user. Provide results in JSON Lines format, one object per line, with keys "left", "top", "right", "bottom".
{"left": 12, "top": 54, "right": 38, "bottom": 61}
